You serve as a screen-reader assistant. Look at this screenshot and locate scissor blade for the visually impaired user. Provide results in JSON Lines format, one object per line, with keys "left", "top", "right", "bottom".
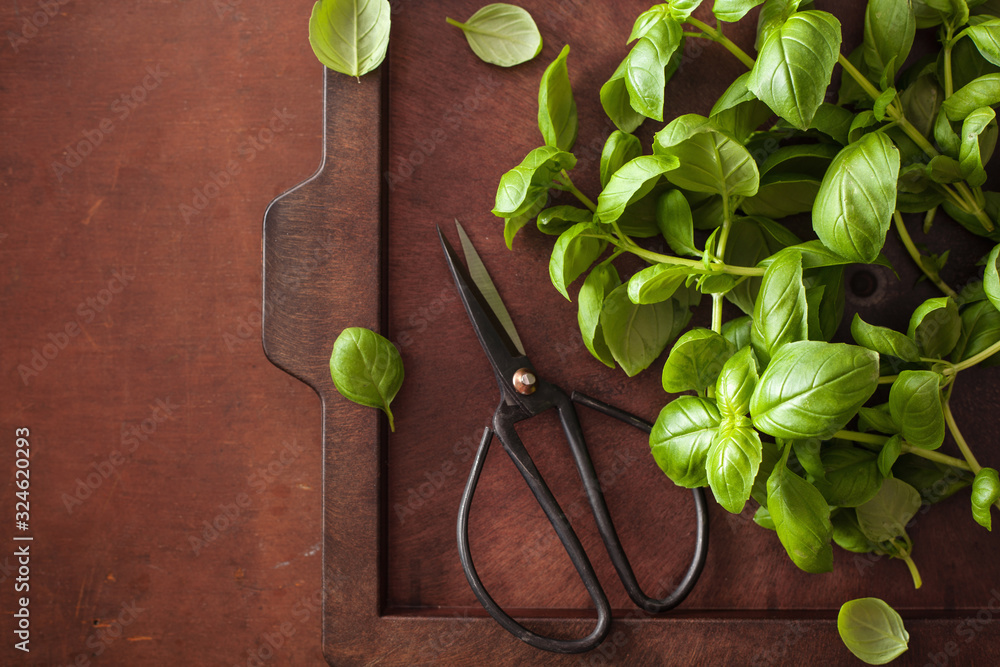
{"left": 454, "top": 220, "right": 526, "bottom": 357}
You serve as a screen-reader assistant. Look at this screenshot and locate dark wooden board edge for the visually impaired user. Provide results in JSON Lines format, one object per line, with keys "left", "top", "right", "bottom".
{"left": 261, "top": 69, "right": 1000, "bottom": 666}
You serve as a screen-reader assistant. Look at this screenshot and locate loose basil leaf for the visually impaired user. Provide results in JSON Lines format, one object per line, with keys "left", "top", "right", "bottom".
{"left": 538, "top": 45, "right": 578, "bottom": 152}
{"left": 550, "top": 222, "right": 608, "bottom": 300}
{"left": 942, "top": 73, "right": 1000, "bottom": 121}
{"left": 309, "top": 0, "right": 390, "bottom": 78}
{"left": 832, "top": 509, "right": 876, "bottom": 553}
{"left": 972, "top": 467, "right": 1000, "bottom": 529}
{"left": 493, "top": 146, "right": 577, "bottom": 218}
{"left": 650, "top": 396, "right": 721, "bottom": 487}
{"left": 722, "top": 315, "right": 753, "bottom": 351}
{"left": 654, "top": 117, "right": 760, "bottom": 199}
{"left": 859, "top": 405, "right": 901, "bottom": 435}
{"left": 750, "top": 341, "right": 880, "bottom": 440}
{"left": 767, "top": 448, "right": 834, "bottom": 573}
{"left": 959, "top": 107, "right": 996, "bottom": 187}
{"left": 889, "top": 370, "right": 945, "bottom": 450}
{"left": 656, "top": 190, "right": 700, "bottom": 257}
{"left": 812, "top": 132, "right": 900, "bottom": 263}
{"left": 662, "top": 328, "right": 734, "bottom": 394}
{"left": 629, "top": 263, "right": 698, "bottom": 305}
{"left": 851, "top": 313, "right": 922, "bottom": 362}
{"left": 751, "top": 250, "right": 808, "bottom": 363}
{"left": 748, "top": 10, "right": 843, "bottom": 130}
{"left": 714, "top": 0, "right": 766, "bottom": 22}
{"left": 601, "top": 284, "right": 683, "bottom": 376}
{"left": 708, "top": 420, "right": 763, "bottom": 514}
{"left": 716, "top": 346, "right": 759, "bottom": 418}
{"left": 329, "top": 327, "right": 404, "bottom": 431}
{"left": 578, "top": 263, "right": 620, "bottom": 368}
{"left": 878, "top": 435, "right": 904, "bottom": 478}
{"left": 838, "top": 598, "right": 910, "bottom": 665}
{"left": 600, "top": 131, "right": 643, "bottom": 189}
{"left": 792, "top": 438, "right": 827, "bottom": 483}
{"left": 856, "top": 477, "right": 922, "bottom": 543}
{"left": 987, "top": 244, "right": 1000, "bottom": 312}
{"left": 536, "top": 205, "right": 592, "bottom": 236}
{"left": 596, "top": 155, "right": 680, "bottom": 225}
{"left": 503, "top": 193, "right": 547, "bottom": 249}
{"left": 907, "top": 296, "right": 962, "bottom": 358}
{"left": 601, "top": 59, "right": 645, "bottom": 133}
{"left": 445, "top": 3, "right": 542, "bottom": 68}
{"left": 964, "top": 18, "right": 1000, "bottom": 67}
{"left": 625, "top": 19, "right": 684, "bottom": 122}
{"left": 817, "top": 444, "right": 883, "bottom": 507}
{"left": 954, "top": 299, "right": 1000, "bottom": 365}
{"left": 863, "top": 0, "right": 916, "bottom": 82}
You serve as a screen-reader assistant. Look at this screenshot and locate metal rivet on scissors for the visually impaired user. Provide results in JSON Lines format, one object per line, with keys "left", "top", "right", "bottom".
{"left": 439, "top": 219, "right": 710, "bottom": 655}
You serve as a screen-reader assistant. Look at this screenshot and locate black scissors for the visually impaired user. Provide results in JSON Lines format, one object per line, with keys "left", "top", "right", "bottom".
{"left": 438, "top": 220, "right": 709, "bottom": 654}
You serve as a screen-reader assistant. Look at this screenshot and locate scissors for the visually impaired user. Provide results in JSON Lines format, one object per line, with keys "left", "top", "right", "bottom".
{"left": 438, "top": 220, "right": 709, "bottom": 654}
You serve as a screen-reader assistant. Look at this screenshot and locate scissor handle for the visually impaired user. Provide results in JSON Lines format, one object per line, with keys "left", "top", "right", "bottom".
{"left": 457, "top": 403, "right": 611, "bottom": 654}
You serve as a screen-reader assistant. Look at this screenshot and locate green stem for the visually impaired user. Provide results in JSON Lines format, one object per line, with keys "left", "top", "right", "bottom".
{"left": 893, "top": 211, "right": 959, "bottom": 299}
{"left": 878, "top": 375, "right": 898, "bottom": 384}
{"left": 558, "top": 171, "right": 597, "bottom": 212}
{"left": 686, "top": 16, "right": 756, "bottom": 69}
{"left": 444, "top": 17, "right": 466, "bottom": 29}
{"left": 838, "top": 53, "right": 882, "bottom": 102}
{"left": 901, "top": 553, "right": 923, "bottom": 589}
{"left": 949, "top": 338, "right": 1000, "bottom": 373}
{"left": 943, "top": 401, "right": 982, "bottom": 473}
{"left": 710, "top": 199, "right": 735, "bottom": 334}
{"left": 712, "top": 294, "right": 723, "bottom": 333}
{"left": 943, "top": 25, "right": 955, "bottom": 98}
{"left": 833, "top": 430, "right": 973, "bottom": 471}
{"left": 624, "top": 243, "right": 765, "bottom": 276}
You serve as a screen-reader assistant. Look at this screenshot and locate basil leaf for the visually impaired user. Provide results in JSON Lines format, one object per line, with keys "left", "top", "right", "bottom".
{"left": 856, "top": 477, "right": 922, "bottom": 543}
{"left": 662, "top": 328, "right": 735, "bottom": 394}
{"left": 740, "top": 175, "right": 821, "bottom": 219}
{"left": 839, "top": 45, "right": 875, "bottom": 106}
{"left": 600, "top": 131, "right": 643, "bottom": 188}
{"left": 838, "top": 598, "right": 910, "bottom": 665}
{"left": 832, "top": 509, "right": 876, "bottom": 553}
{"left": 628, "top": 263, "right": 697, "bottom": 305}
{"left": 722, "top": 315, "right": 753, "bottom": 350}
{"left": 628, "top": 5, "right": 669, "bottom": 42}
{"left": 601, "top": 284, "right": 682, "bottom": 376}
{"left": 889, "top": 370, "right": 945, "bottom": 450}
{"left": 964, "top": 18, "right": 1000, "bottom": 67}
{"left": 859, "top": 405, "right": 900, "bottom": 435}
{"left": 749, "top": 10, "right": 842, "bottom": 130}
{"left": 538, "top": 45, "right": 578, "bottom": 152}
{"left": 329, "top": 327, "right": 404, "bottom": 430}
{"left": 714, "top": 0, "right": 766, "bottom": 22}
{"left": 625, "top": 19, "right": 684, "bottom": 122}
{"left": 849, "top": 110, "right": 880, "bottom": 143}
{"left": 793, "top": 438, "right": 827, "bottom": 483}
{"left": 987, "top": 244, "right": 1000, "bottom": 312}
{"left": 761, "top": 241, "right": 893, "bottom": 271}
{"left": 900, "top": 73, "right": 944, "bottom": 138}
{"left": 750, "top": 341, "right": 880, "bottom": 440}
{"left": 445, "top": 3, "right": 542, "bottom": 68}
{"left": 816, "top": 444, "right": 883, "bottom": 507}
{"left": 725, "top": 217, "right": 800, "bottom": 314}
{"left": 809, "top": 103, "right": 855, "bottom": 144}
{"left": 650, "top": 396, "right": 721, "bottom": 487}
{"left": 959, "top": 107, "right": 996, "bottom": 187}
{"left": 709, "top": 72, "right": 774, "bottom": 142}
{"left": 863, "top": 0, "right": 916, "bottom": 82}
{"left": 655, "top": 189, "right": 700, "bottom": 257}
{"left": 503, "top": 194, "right": 547, "bottom": 249}
{"left": 953, "top": 299, "right": 1000, "bottom": 365}
{"left": 751, "top": 250, "right": 808, "bottom": 363}
{"left": 309, "top": 0, "right": 390, "bottom": 78}
{"left": 878, "top": 435, "right": 903, "bottom": 477}
{"left": 767, "top": 448, "right": 834, "bottom": 573}
{"left": 667, "top": 0, "right": 703, "bottom": 21}
{"left": 708, "top": 421, "right": 763, "bottom": 513}
{"left": 812, "top": 132, "right": 900, "bottom": 263}
{"left": 756, "top": 0, "right": 802, "bottom": 49}
{"left": 716, "top": 346, "right": 760, "bottom": 419}
{"left": 907, "top": 296, "right": 961, "bottom": 358}
{"left": 578, "top": 263, "right": 620, "bottom": 368}
{"left": 971, "top": 467, "right": 1000, "bottom": 530}
{"left": 873, "top": 87, "right": 897, "bottom": 122}
{"left": 851, "top": 313, "right": 921, "bottom": 361}
{"left": 536, "top": 205, "right": 592, "bottom": 236}
{"left": 654, "top": 117, "right": 760, "bottom": 199}
{"left": 895, "top": 454, "right": 972, "bottom": 504}
{"left": 596, "top": 155, "right": 680, "bottom": 224}
{"left": 754, "top": 505, "right": 776, "bottom": 530}
{"left": 601, "top": 59, "right": 645, "bottom": 133}
{"left": 550, "top": 222, "right": 608, "bottom": 300}
{"left": 759, "top": 143, "right": 842, "bottom": 179}
{"left": 943, "top": 73, "right": 1000, "bottom": 121}
{"left": 493, "top": 146, "right": 576, "bottom": 218}
{"left": 942, "top": 192, "right": 1000, "bottom": 241}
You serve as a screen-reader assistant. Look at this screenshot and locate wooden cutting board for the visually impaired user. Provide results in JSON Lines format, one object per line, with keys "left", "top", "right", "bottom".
{"left": 262, "top": 1, "right": 1000, "bottom": 663}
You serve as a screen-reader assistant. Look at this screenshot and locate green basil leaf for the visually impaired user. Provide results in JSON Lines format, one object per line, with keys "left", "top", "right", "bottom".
{"left": 767, "top": 448, "right": 834, "bottom": 573}
{"left": 662, "top": 328, "right": 735, "bottom": 394}
{"left": 839, "top": 45, "right": 875, "bottom": 106}
{"left": 953, "top": 299, "right": 1000, "bottom": 365}
{"left": 816, "top": 444, "right": 883, "bottom": 507}
{"left": 445, "top": 3, "right": 542, "bottom": 68}
{"left": 628, "top": 5, "right": 669, "bottom": 42}
{"left": 538, "top": 45, "right": 578, "bottom": 152}
{"left": 759, "top": 143, "right": 842, "bottom": 179}
{"left": 894, "top": 454, "right": 972, "bottom": 504}
{"left": 493, "top": 146, "right": 576, "bottom": 218}
{"left": 889, "top": 370, "right": 945, "bottom": 450}
{"left": 943, "top": 73, "right": 1000, "bottom": 121}
{"left": 873, "top": 87, "right": 897, "bottom": 121}
{"left": 654, "top": 118, "right": 760, "bottom": 199}
{"left": 708, "top": 421, "right": 763, "bottom": 513}
{"left": 907, "top": 296, "right": 962, "bottom": 358}
{"left": 722, "top": 315, "right": 753, "bottom": 350}
{"left": 710, "top": 71, "right": 758, "bottom": 114}
{"left": 856, "top": 477, "right": 922, "bottom": 543}
{"left": 756, "top": 0, "right": 802, "bottom": 49}
{"left": 849, "top": 110, "right": 880, "bottom": 143}
{"left": 750, "top": 341, "right": 880, "bottom": 440}
{"left": 716, "top": 346, "right": 760, "bottom": 418}
{"left": 668, "top": 0, "right": 703, "bottom": 21}
{"left": 741, "top": 175, "right": 822, "bottom": 219}
{"left": 503, "top": 193, "right": 547, "bottom": 249}
{"left": 710, "top": 72, "right": 774, "bottom": 142}
{"left": 601, "top": 283, "right": 683, "bottom": 376}
{"left": 941, "top": 191, "right": 1000, "bottom": 241}
{"left": 832, "top": 509, "right": 876, "bottom": 553}
{"left": 625, "top": 19, "right": 684, "bottom": 122}
{"left": 725, "top": 217, "right": 800, "bottom": 314}
{"left": 549, "top": 222, "right": 608, "bottom": 300}
{"left": 934, "top": 108, "right": 962, "bottom": 157}
{"left": 964, "top": 18, "right": 1000, "bottom": 67}
{"left": 752, "top": 439, "right": 783, "bottom": 506}
{"left": 596, "top": 155, "right": 680, "bottom": 224}
{"left": 578, "top": 263, "right": 620, "bottom": 368}
{"left": 751, "top": 249, "right": 808, "bottom": 362}
{"left": 859, "top": 405, "right": 900, "bottom": 435}
{"left": 851, "top": 313, "right": 922, "bottom": 361}
{"left": 987, "top": 244, "right": 1000, "bottom": 312}
{"left": 809, "top": 103, "right": 855, "bottom": 144}
{"left": 838, "top": 598, "right": 910, "bottom": 665}
{"left": 600, "top": 131, "right": 643, "bottom": 189}
{"left": 807, "top": 266, "right": 847, "bottom": 342}
{"left": 714, "top": 0, "right": 766, "bottom": 22}
{"left": 971, "top": 467, "right": 1000, "bottom": 530}
{"left": 878, "top": 434, "right": 903, "bottom": 477}
{"left": 628, "top": 263, "right": 698, "bottom": 305}
{"left": 900, "top": 74, "right": 944, "bottom": 138}
{"left": 601, "top": 59, "right": 645, "bottom": 133}
{"left": 535, "top": 205, "right": 592, "bottom": 236}
{"left": 329, "top": 327, "right": 404, "bottom": 430}
{"left": 793, "top": 438, "right": 827, "bottom": 483}
{"left": 812, "top": 132, "right": 900, "bottom": 263}
{"left": 748, "top": 10, "right": 842, "bottom": 130}
{"left": 959, "top": 107, "right": 996, "bottom": 187}
{"left": 655, "top": 190, "right": 699, "bottom": 257}
{"left": 754, "top": 505, "right": 776, "bottom": 530}
{"left": 761, "top": 241, "right": 893, "bottom": 271}
{"left": 650, "top": 396, "right": 721, "bottom": 487}
{"left": 309, "top": 0, "right": 390, "bottom": 78}
{"left": 863, "top": 0, "right": 916, "bottom": 82}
